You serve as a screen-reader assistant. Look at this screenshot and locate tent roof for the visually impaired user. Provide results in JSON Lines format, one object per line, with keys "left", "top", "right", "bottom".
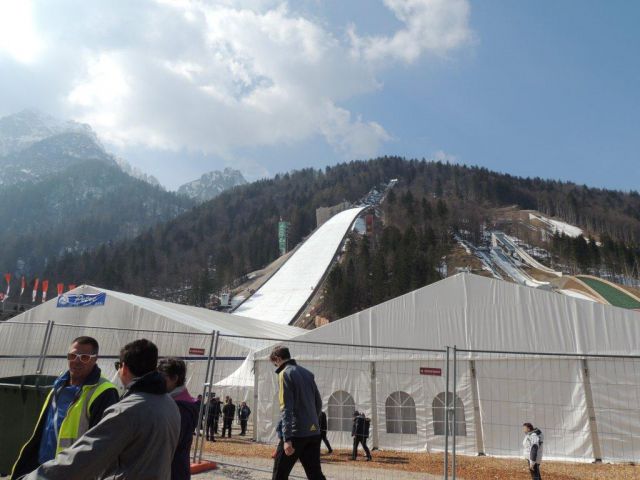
{"left": 14, "top": 285, "right": 305, "bottom": 339}
{"left": 275, "top": 273, "right": 640, "bottom": 356}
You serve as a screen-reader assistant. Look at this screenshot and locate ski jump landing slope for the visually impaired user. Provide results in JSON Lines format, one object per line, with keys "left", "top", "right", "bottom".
{"left": 233, "top": 207, "right": 365, "bottom": 325}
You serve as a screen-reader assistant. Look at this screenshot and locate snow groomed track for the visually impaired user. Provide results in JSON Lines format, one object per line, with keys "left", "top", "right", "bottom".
{"left": 233, "top": 207, "right": 365, "bottom": 325}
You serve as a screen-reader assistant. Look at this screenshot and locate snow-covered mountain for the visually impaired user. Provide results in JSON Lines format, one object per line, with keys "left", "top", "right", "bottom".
{"left": 177, "top": 168, "right": 247, "bottom": 202}
{"left": 0, "top": 109, "right": 93, "bottom": 156}
{"left": 0, "top": 110, "right": 160, "bottom": 187}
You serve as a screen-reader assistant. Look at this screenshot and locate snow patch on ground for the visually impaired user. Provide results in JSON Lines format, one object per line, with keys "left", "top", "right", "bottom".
{"left": 559, "top": 289, "right": 597, "bottom": 302}
{"left": 529, "top": 213, "right": 583, "bottom": 238}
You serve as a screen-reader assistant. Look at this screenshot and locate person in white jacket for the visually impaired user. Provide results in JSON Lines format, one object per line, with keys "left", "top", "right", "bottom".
{"left": 522, "top": 422, "right": 543, "bottom": 480}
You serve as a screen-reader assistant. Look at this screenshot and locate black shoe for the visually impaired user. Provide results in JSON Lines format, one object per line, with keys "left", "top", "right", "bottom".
{"left": 328, "top": 449, "right": 333, "bottom": 454}
{"left": 366, "top": 457, "right": 372, "bottom": 461}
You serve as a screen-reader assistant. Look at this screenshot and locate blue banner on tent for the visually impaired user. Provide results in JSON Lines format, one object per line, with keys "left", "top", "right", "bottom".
{"left": 57, "top": 292, "right": 107, "bottom": 308}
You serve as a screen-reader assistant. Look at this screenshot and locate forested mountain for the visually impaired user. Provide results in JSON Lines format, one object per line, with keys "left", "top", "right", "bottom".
{"left": 0, "top": 160, "right": 194, "bottom": 277}
{"left": 44, "top": 158, "right": 640, "bottom": 312}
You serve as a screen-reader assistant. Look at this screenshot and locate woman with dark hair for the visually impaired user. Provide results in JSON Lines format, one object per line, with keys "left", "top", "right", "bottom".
{"left": 158, "top": 357, "right": 199, "bottom": 480}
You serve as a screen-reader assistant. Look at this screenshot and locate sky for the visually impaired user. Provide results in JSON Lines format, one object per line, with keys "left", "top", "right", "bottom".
{"left": 0, "top": 0, "right": 638, "bottom": 191}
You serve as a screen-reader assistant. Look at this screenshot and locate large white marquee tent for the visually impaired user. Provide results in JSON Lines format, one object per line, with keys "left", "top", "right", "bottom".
{"left": 0, "top": 285, "right": 303, "bottom": 398}
{"left": 248, "top": 273, "right": 640, "bottom": 462}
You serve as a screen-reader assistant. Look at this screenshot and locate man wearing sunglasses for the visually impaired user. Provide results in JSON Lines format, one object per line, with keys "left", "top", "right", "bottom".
{"left": 12, "top": 336, "right": 118, "bottom": 479}
{"left": 19, "top": 338, "right": 180, "bottom": 480}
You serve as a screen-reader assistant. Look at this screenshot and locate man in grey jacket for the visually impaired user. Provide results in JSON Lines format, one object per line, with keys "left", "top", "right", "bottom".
{"left": 20, "top": 338, "right": 180, "bottom": 480}
{"left": 270, "top": 346, "right": 326, "bottom": 480}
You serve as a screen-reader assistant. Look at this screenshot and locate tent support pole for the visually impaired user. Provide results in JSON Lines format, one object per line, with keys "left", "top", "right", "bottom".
{"left": 581, "top": 358, "right": 602, "bottom": 462}
{"left": 253, "top": 359, "right": 259, "bottom": 442}
{"left": 370, "top": 361, "right": 379, "bottom": 449}
{"left": 444, "top": 347, "right": 450, "bottom": 479}
{"left": 469, "top": 360, "right": 485, "bottom": 456}
{"left": 35, "top": 320, "right": 53, "bottom": 375}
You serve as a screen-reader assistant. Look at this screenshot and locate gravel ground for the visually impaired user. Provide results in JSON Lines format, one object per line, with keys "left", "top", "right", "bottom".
{"left": 196, "top": 436, "right": 640, "bottom": 480}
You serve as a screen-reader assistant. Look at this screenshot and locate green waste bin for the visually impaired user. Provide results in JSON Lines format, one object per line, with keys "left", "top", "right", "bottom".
{"left": 0, "top": 375, "right": 57, "bottom": 476}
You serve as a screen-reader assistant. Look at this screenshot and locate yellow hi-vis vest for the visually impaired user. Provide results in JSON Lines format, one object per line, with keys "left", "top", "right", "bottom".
{"left": 42, "top": 377, "right": 116, "bottom": 453}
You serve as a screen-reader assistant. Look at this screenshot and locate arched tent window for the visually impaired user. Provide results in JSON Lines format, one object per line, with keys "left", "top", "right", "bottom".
{"left": 432, "top": 392, "right": 467, "bottom": 436}
{"left": 385, "top": 391, "right": 417, "bottom": 434}
{"left": 327, "top": 390, "right": 355, "bottom": 432}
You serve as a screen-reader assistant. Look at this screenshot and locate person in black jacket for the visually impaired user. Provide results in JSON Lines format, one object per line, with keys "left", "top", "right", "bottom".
{"left": 238, "top": 402, "right": 251, "bottom": 436}
{"left": 351, "top": 411, "right": 372, "bottom": 461}
{"left": 158, "top": 357, "right": 199, "bottom": 480}
{"left": 222, "top": 397, "right": 236, "bottom": 438}
{"left": 319, "top": 411, "right": 332, "bottom": 454}
{"left": 270, "top": 345, "right": 326, "bottom": 480}
{"left": 206, "top": 395, "right": 222, "bottom": 441}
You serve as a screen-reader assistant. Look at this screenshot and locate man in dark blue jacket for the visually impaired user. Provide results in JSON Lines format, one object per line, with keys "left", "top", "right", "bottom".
{"left": 270, "top": 346, "right": 326, "bottom": 480}
{"left": 238, "top": 402, "right": 251, "bottom": 436}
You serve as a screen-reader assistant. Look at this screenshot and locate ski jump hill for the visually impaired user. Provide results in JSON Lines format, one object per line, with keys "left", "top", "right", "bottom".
{"left": 233, "top": 207, "right": 365, "bottom": 325}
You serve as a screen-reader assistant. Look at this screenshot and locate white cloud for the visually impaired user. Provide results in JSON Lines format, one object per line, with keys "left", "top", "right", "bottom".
{"left": 349, "top": 0, "right": 473, "bottom": 64}
{"left": 432, "top": 149, "right": 458, "bottom": 164}
{"left": 0, "top": 0, "right": 473, "bottom": 164}
{"left": 0, "top": 0, "right": 43, "bottom": 64}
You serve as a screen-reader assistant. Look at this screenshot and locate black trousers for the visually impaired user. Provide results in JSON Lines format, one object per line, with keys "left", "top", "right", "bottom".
{"left": 240, "top": 418, "right": 248, "bottom": 435}
{"left": 320, "top": 432, "right": 332, "bottom": 452}
{"left": 529, "top": 463, "right": 541, "bottom": 480}
{"left": 352, "top": 436, "right": 371, "bottom": 459}
{"left": 222, "top": 417, "right": 233, "bottom": 437}
{"left": 206, "top": 418, "right": 216, "bottom": 440}
{"left": 272, "top": 436, "right": 326, "bottom": 480}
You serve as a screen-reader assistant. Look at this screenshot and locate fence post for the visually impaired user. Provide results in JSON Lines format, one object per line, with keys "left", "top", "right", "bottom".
{"left": 198, "top": 330, "right": 220, "bottom": 463}
{"left": 581, "top": 358, "right": 603, "bottom": 462}
{"left": 35, "top": 320, "right": 54, "bottom": 376}
{"left": 452, "top": 346, "right": 457, "bottom": 480}
{"left": 469, "top": 359, "right": 485, "bottom": 456}
{"left": 193, "top": 330, "right": 217, "bottom": 464}
{"left": 444, "top": 346, "right": 450, "bottom": 480}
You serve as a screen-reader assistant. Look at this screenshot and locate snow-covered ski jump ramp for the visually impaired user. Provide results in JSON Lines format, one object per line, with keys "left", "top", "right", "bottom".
{"left": 233, "top": 207, "right": 365, "bottom": 325}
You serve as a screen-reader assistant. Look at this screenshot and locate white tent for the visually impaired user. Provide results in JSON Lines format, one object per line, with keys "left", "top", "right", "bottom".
{"left": 249, "top": 273, "right": 640, "bottom": 462}
{"left": 0, "top": 285, "right": 303, "bottom": 402}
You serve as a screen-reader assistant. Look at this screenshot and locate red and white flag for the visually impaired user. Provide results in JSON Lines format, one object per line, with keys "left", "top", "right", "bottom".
{"left": 41, "top": 280, "right": 49, "bottom": 303}
{"left": 57, "top": 283, "right": 64, "bottom": 296}
{"left": 3, "top": 273, "right": 10, "bottom": 302}
{"left": 32, "top": 278, "right": 39, "bottom": 303}
{"left": 20, "top": 276, "right": 26, "bottom": 297}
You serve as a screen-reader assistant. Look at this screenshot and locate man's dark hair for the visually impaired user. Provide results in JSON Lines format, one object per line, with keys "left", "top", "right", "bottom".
{"left": 269, "top": 346, "right": 291, "bottom": 361}
{"left": 157, "top": 357, "right": 187, "bottom": 386}
{"left": 119, "top": 339, "right": 158, "bottom": 377}
{"left": 523, "top": 422, "right": 534, "bottom": 431}
{"left": 72, "top": 336, "right": 99, "bottom": 354}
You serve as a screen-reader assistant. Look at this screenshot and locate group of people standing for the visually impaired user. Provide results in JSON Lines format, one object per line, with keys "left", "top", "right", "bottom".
{"left": 7, "top": 335, "right": 542, "bottom": 480}
{"left": 200, "top": 395, "right": 251, "bottom": 441}
{"left": 11, "top": 336, "right": 197, "bottom": 480}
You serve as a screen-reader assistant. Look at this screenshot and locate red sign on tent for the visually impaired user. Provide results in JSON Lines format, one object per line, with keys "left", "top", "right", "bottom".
{"left": 420, "top": 367, "right": 442, "bottom": 376}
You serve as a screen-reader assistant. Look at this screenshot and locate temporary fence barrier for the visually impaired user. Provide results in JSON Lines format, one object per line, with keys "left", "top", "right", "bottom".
{"left": 2, "top": 320, "right": 640, "bottom": 479}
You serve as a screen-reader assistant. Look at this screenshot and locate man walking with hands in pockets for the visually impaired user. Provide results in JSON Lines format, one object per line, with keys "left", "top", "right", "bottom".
{"left": 270, "top": 346, "right": 326, "bottom": 480}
